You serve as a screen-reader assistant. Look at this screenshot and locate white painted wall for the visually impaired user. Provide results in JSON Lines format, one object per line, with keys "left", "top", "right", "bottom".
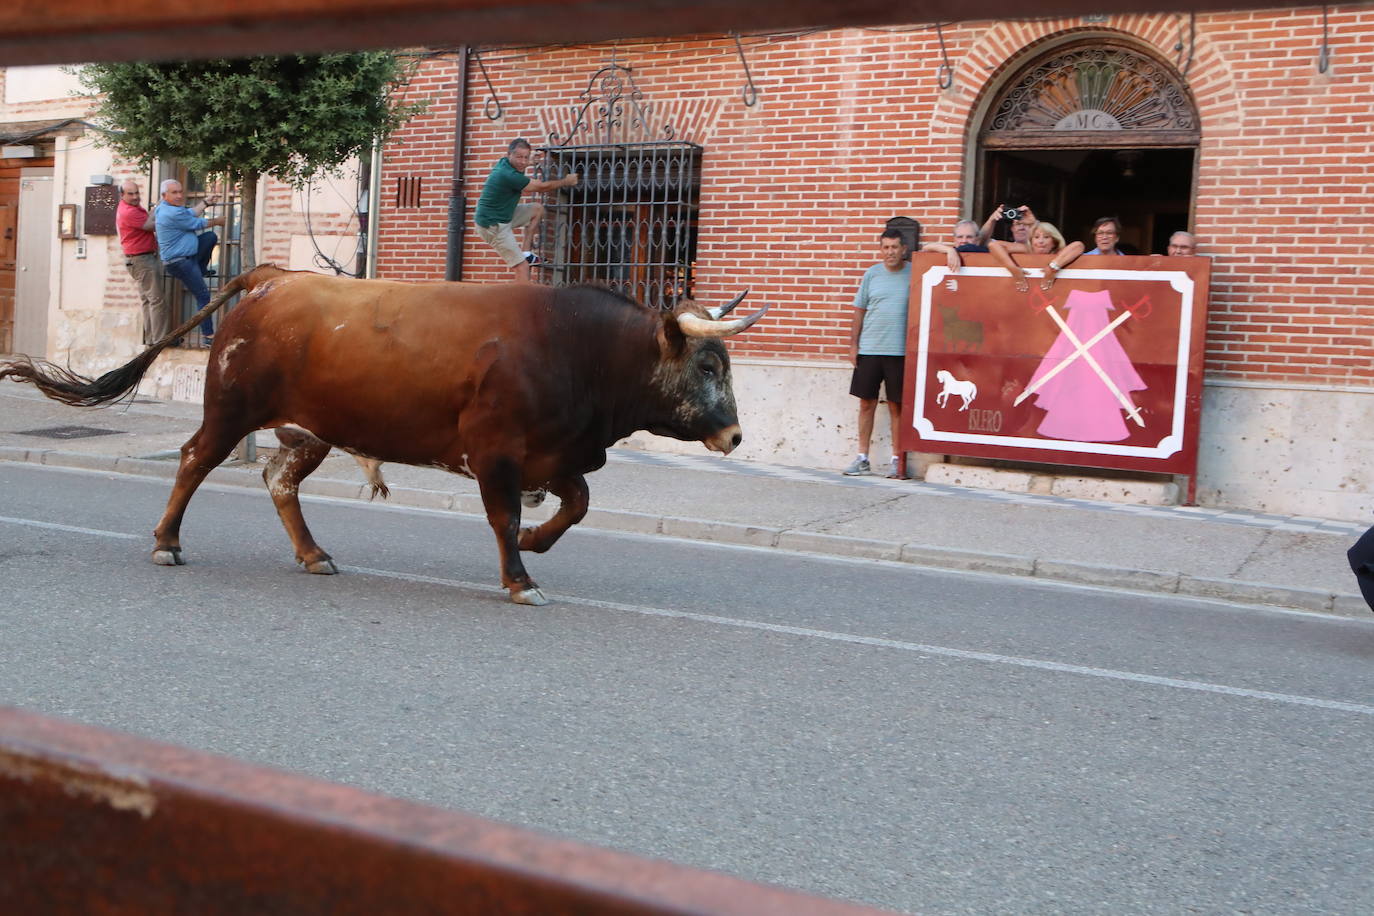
{"left": 4, "top": 65, "right": 86, "bottom": 106}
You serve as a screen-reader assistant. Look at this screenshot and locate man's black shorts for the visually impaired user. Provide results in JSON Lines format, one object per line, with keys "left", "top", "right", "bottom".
{"left": 850, "top": 354, "right": 905, "bottom": 402}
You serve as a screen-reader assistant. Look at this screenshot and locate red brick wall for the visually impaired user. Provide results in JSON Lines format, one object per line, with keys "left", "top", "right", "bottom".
{"left": 377, "top": 8, "right": 1374, "bottom": 385}
{"left": 378, "top": 58, "right": 462, "bottom": 281}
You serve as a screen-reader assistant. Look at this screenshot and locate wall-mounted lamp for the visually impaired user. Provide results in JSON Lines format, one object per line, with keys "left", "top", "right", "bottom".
{"left": 57, "top": 204, "right": 78, "bottom": 240}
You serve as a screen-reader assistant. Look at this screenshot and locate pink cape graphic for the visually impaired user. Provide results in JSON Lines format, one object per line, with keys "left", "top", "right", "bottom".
{"left": 1027, "top": 289, "right": 1147, "bottom": 442}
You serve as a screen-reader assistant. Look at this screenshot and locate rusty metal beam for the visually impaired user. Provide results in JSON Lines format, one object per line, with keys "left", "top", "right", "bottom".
{"left": 1, "top": 0, "right": 1315, "bottom": 67}
{"left": 0, "top": 706, "right": 889, "bottom": 914}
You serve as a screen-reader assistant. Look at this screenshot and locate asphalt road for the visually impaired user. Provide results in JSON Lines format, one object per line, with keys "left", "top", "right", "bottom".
{"left": 3, "top": 461, "right": 1373, "bottom": 914}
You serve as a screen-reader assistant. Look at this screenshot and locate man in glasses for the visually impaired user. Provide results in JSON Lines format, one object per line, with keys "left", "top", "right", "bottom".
{"left": 1166, "top": 230, "right": 1198, "bottom": 257}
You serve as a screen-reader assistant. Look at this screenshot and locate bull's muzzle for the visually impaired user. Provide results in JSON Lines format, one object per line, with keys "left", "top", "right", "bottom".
{"left": 703, "top": 424, "right": 743, "bottom": 455}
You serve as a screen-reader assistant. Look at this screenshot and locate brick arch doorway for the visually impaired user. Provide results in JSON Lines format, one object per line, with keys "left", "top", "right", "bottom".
{"left": 975, "top": 37, "right": 1200, "bottom": 256}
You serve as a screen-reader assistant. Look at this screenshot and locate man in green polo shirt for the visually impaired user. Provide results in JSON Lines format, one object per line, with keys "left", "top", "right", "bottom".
{"left": 474, "top": 137, "right": 579, "bottom": 282}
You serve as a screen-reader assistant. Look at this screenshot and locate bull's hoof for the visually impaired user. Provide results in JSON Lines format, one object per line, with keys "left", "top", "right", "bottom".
{"left": 511, "top": 587, "right": 548, "bottom": 606}
{"left": 151, "top": 547, "right": 184, "bottom": 566}
{"left": 303, "top": 558, "right": 338, "bottom": 575}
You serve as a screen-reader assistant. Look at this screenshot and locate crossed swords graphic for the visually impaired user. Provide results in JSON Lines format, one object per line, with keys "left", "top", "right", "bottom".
{"left": 1012, "top": 286, "right": 1153, "bottom": 428}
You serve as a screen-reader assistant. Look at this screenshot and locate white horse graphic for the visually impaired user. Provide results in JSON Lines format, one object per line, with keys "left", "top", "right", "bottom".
{"left": 935, "top": 369, "right": 977, "bottom": 411}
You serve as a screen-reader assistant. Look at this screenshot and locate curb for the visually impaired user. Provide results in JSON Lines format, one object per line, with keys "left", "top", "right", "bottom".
{"left": 1, "top": 448, "right": 1364, "bottom": 619}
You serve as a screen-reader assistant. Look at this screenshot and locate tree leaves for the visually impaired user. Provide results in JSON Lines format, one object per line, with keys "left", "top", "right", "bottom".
{"left": 79, "top": 53, "right": 421, "bottom": 187}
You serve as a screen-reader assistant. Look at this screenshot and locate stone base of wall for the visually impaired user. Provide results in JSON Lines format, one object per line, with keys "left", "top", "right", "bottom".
{"left": 923, "top": 463, "right": 1181, "bottom": 506}
{"left": 620, "top": 359, "right": 1374, "bottom": 522}
{"left": 136, "top": 347, "right": 209, "bottom": 402}
{"left": 1196, "top": 382, "right": 1373, "bottom": 522}
{"left": 53, "top": 308, "right": 142, "bottom": 377}
{"left": 618, "top": 358, "right": 871, "bottom": 471}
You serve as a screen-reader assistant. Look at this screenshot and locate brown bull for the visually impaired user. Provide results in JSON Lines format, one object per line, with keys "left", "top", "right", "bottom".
{"left": 0, "top": 266, "right": 767, "bottom": 605}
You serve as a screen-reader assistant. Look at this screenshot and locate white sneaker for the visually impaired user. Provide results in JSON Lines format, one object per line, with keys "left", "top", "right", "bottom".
{"left": 842, "top": 456, "right": 871, "bottom": 476}
{"left": 522, "top": 251, "right": 542, "bottom": 265}
{"left": 887, "top": 457, "right": 903, "bottom": 479}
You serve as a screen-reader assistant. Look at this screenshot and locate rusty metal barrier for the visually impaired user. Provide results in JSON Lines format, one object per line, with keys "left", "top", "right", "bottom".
{"left": 0, "top": 706, "right": 889, "bottom": 915}
{"left": 1, "top": 1, "right": 1289, "bottom": 68}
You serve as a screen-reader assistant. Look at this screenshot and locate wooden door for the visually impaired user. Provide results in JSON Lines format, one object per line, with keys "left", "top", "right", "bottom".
{"left": 0, "top": 200, "right": 15, "bottom": 353}
{"left": 980, "top": 152, "right": 1071, "bottom": 243}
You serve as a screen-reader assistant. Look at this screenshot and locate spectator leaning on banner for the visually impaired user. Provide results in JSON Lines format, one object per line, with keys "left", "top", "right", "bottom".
{"left": 922, "top": 219, "right": 989, "bottom": 273}
{"left": 115, "top": 179, "right": 170, "bottom": 344}
{"left": 156, "top": 179, "right": 224, "bottom": 345}
{"left": 988, "top": 216, "right": 1086, "bottom": 292}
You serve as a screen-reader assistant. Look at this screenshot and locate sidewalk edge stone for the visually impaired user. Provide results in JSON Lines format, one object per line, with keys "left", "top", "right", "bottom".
{"left": 1330, "top": 594, "right": 1373, "bottom": 618}
{"left": 901, "top": 543, "right": 1034, "bottom": 576}
{"left": 39, "top": 450, "right": 120, "bottom": 473}
{"left": 583, "top": 508, "right": 663, "bottom": 535}
{"left": 1034, "top": 559, "right": 1181, "bottom": 593}
{"left": 777, "top": 531, "right": 902, "bottom": 561}
{"left": 391, "top": 486, "right": 455, "bottom": 510}
{"left": 661, "top": 516, "right": 781, "bottom": 548}
{"left": 1177, "top": 575, "right": 1334, "bottom": 613}
{"left": 114, "top": 456, "right": 178, "bottom": 479}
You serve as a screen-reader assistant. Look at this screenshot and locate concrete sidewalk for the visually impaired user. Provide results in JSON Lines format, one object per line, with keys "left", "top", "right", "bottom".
{"left": 1, "top": 384, "right": 1368, "bottom": 618}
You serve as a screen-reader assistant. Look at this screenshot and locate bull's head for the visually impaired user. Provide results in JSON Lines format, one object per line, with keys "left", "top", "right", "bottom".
{"left": 651, "top": 291, "right": 769, "bottom": 455}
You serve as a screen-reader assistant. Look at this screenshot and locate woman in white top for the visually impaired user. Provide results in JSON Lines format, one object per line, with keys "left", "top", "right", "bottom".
{"left": 988, "top": 220, "right": 1085, "bottom": 292}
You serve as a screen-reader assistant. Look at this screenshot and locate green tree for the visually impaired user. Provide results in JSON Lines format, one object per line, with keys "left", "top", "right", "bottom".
{"left": 80, "top": 53, "right": 419, "bottom": 270}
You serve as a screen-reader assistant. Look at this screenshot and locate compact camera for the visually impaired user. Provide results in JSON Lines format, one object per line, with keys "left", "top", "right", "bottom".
{"left": 1000, "top": 206, "right": 1023, "bottom": 221}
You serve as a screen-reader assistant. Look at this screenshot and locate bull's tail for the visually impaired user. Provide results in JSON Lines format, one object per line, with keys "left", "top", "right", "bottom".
{"left": 0, "top": 265, "right": 278, "bottom": 408}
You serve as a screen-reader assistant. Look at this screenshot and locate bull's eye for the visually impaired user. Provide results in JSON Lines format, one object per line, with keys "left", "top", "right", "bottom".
{"left": 698, "top": 358, "right": 717, "bottom": 377}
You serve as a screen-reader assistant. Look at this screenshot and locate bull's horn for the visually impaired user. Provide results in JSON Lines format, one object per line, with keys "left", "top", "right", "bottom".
{"left": 706, "top": 289, "right": 750, "bottom": 320}
{"left": 677, "top": 303, "right": 770, "bottom": 338}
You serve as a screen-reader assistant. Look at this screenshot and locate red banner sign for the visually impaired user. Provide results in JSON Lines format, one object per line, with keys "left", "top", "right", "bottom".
{"left": 899, "top": 253, "right": 1210, "bottom": 476}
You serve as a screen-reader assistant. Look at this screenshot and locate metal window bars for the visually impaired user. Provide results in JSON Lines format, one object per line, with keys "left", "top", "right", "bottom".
{"left": 533, "top": 141, "right": 701, "bottom": 311}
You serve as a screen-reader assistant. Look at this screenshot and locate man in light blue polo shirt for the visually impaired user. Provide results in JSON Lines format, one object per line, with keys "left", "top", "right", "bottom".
{"left": 843, "top": 227, "right": 911, "bottom": 478}
{"left": 156, "top": 179, "right": 225, "bottom": 345}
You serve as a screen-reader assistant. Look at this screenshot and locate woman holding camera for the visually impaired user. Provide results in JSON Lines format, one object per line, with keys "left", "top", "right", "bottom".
{"left": 989, "top": 219, "right": 1086, "bottom": 292}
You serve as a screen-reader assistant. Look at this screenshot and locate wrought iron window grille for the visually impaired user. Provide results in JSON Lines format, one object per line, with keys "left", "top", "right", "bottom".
{"left": 533, "top": 58, "right": 702, "bottom": 311}
{"left": 982, "top": 41, "right": 1198, "bottom": 145}
{"left": 532, "top": 141, "right": 701, "bottom": 312}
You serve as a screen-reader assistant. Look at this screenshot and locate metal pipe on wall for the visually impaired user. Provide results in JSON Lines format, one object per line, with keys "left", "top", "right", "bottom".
{"left": 445, "top": 45, "right": 470, "bottom": 282}
{"left": 364, "top": 137, "right": 382, "bottom": 279}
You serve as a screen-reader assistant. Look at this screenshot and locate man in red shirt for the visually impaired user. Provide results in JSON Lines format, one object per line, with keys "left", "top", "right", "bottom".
{"left": 116, "top": 178, "right": 170, "bottom": 344}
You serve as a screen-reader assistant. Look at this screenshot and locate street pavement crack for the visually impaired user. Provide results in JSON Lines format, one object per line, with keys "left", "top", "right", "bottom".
{"left": 1229, "top": 529, "right": 1275, "bottom": 579}
{"left": 790, "top": 490, "right": 912, "bottom": 532}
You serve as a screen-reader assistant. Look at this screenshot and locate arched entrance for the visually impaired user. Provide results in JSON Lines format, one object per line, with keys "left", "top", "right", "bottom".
{"left": 976, "top": 38, "right": 1200, "bottom": 255}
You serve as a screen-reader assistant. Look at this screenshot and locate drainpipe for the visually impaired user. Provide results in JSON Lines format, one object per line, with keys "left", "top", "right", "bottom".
{"left": 445, "top": 45, "right": 471, "bottom": 281}
{"left": 365, "top": 137, "right": 382, "bottom": 279}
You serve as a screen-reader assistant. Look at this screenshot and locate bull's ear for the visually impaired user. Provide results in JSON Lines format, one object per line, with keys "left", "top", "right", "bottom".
{"left": 658, "top": 312, "right": 688, "bottom": 356}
